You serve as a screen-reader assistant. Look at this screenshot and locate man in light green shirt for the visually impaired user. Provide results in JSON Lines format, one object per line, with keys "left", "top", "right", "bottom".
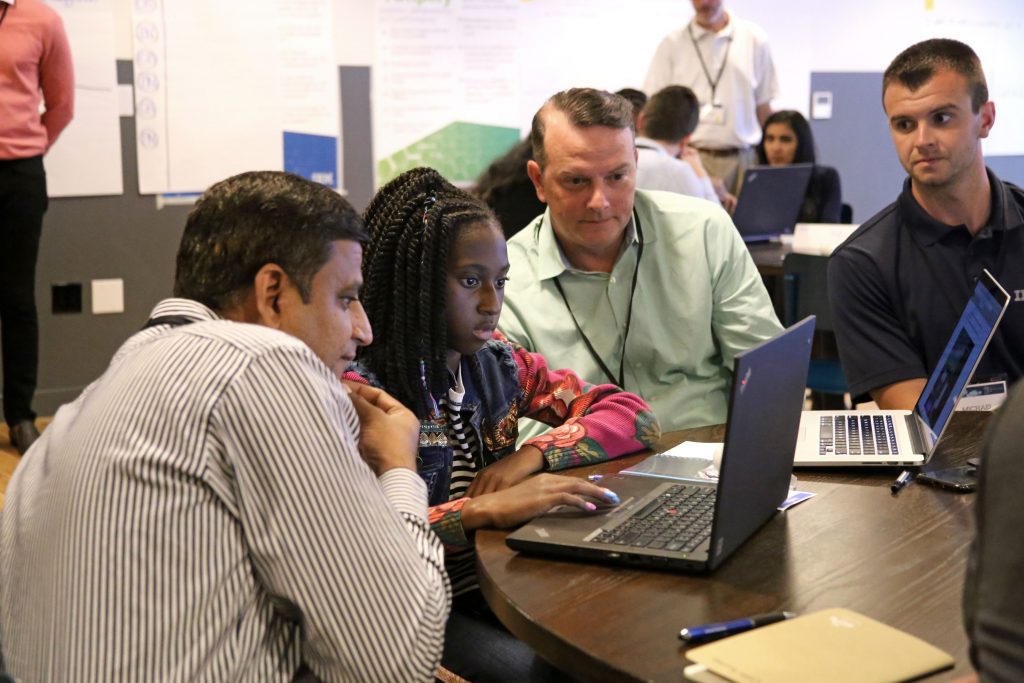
{"left": 499, "top": 88, "right": 781, "bottom": 432}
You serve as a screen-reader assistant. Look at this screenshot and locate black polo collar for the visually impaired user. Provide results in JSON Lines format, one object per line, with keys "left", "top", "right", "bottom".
{"left": 899, "top": 167, "right": 1022, "bottom": 247}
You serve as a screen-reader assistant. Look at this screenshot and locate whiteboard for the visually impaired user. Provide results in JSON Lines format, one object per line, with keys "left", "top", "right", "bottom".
{"left": 370, "top": 0, "right": 1024, "bottom": 176}
{"left": 372, "top": 0, "right": 684, "bottom": 185}
{"left": 131, "top": 0, "right": 340, "bottom": 194}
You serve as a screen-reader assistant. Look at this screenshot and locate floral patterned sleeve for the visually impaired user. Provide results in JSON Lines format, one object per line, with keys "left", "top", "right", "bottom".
{"left": 501, "top": 333, "right": 661, "bottom": 470}
{"left": 343, "top": 368, "right": 474, "bottom": 549}
{"left": 428, "top": 498, "right": 472, "bottom": 548}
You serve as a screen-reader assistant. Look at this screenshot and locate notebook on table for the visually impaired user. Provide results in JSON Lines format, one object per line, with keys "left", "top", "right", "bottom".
{"left": 505, "top": 317, "right": 815, "bottom": 573}
{"left": 732, "top": 164, "right": 814, "bottom": 242}
{"left": 793, "top": 269, "right": 1010, "bottom": 467}
{"left": 685, "top": 608, "right": 954, "bottom": 683}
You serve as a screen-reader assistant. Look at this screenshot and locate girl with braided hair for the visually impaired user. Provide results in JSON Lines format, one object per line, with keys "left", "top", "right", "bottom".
{"left": 347, "top": 167, "right": 659, "bottom": 680}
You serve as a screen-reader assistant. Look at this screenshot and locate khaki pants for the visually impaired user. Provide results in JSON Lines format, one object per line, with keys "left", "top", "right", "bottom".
{"left": 698, "top": 146, "right": 757, "bottom": 196}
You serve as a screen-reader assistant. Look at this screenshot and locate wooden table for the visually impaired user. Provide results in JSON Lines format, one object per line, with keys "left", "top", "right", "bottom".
{"left": 476, "top": 412, "right": 990, "bottom": 682}
{"left": 747, "top": 240, "right": 793, "bottom": 277}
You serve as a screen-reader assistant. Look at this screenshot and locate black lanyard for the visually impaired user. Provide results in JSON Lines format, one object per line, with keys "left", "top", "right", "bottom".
{"left": 688, "top": 22, "right": 732, "bottom": 104}
{"left": 551, "top": 212, "right": 644, "bottom": 389}
{"left": 0, "top": 4, "right": 9, "bottom": 30}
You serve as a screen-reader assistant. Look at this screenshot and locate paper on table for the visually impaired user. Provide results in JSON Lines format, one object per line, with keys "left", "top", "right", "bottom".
{"left": 663, "top": 441, "right": 724, "bottom": 464}
{"left": 778, "top": 491, "right": 815, "bottom": 510}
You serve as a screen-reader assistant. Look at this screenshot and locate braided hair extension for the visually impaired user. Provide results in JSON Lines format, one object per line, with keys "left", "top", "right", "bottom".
{"left": 360, "top": 167, "right": 500, "bottom": 422}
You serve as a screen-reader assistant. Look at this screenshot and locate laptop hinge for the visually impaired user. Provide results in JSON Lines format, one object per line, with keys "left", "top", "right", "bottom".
{"left": 905, "top": 414, "right": 930, "bottom": 455}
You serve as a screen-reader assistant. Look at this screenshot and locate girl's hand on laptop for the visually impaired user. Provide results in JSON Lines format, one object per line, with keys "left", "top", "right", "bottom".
{"left": 460, "top": 474, "right": 619, "bottom": 531}
{"left": 467, "top": 446, "right": 544, "bottom": 496}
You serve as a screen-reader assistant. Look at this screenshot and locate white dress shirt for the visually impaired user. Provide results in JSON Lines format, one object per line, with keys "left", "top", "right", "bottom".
{"left": 635, "top": 136, "right": 720, "bottom": 204}
{"left": 644, "top": 14, "right": 778, "bottom": 149}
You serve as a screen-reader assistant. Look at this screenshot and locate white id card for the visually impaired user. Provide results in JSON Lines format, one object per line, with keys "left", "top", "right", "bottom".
{"left": 699, "top": 102, "right": 726, "bottom": 126}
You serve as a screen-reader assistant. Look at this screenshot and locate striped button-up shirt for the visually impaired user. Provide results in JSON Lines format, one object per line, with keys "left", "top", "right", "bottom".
{"left": 0, "top": 299, "right": 450, "bottom": 682}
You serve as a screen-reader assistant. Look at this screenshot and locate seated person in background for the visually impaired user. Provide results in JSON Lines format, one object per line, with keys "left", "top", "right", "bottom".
{"left": 0, "top": 172, "right": 450, "bottom": 682}
{"left": 502, "top": 88, "right": 782, "bottom": 432}
{"left": 829, "top": 38, "right": 1023, "bottom": 410}
{"left": 755, "top": 109, "right": 842, "bottom": 223}
{"left": 635, "top": 85, "right": 728, "bottom": 208}
{"left": 473, "top": 137, "right": 545, "bottom": 240}
{"left": 615, "top": 86, "right": 648, "bottom": 127}
{"left": 963, "top": 380, "right": 1024, "bottom": 682}
{"left": 349, "top": 166, "right": 658, "bottom": 681}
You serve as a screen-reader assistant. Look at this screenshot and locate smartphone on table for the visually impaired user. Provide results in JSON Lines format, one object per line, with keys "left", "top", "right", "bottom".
{"left": 917, "top": 465, "right": 978, "bottom": 493}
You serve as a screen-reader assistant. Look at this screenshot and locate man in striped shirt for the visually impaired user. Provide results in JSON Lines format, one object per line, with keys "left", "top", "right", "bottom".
{"left": 0, "top": 172, "right": 450, "bottom": 682}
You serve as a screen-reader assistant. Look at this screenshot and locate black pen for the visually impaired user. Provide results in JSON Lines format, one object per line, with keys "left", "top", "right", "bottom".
{"left": 890, "top": 470, "right": 914, "bottom": 495}
{"left": 679, "top": 611, "right": 796, "bottom": 643}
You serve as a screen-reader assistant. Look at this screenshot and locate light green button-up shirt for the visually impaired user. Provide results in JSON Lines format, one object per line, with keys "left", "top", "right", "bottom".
{"left": 499, "top": 189, "right": 782, "bottom": 432}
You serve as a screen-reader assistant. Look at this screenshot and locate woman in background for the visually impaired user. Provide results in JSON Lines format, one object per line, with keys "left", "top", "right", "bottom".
{"left": 756, "top": 110, "right": 843, "bottom": 223}
{"left": 472, "top": 138, "right": 544, "bottom": 239}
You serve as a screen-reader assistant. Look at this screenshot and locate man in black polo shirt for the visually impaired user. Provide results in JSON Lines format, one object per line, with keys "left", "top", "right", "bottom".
{"left": 829, "top": 39, "right": 1024, "bottom": 409}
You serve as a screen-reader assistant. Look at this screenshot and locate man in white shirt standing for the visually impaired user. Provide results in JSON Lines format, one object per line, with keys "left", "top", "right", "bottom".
{"left": 644, "top": 0, "right": 777, "bottom": 195}
{"left": 635, "top": 85, "right": 729, "bottom": 209}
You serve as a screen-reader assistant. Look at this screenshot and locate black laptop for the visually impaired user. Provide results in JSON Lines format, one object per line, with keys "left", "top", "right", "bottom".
{"left": 732, "top": 164, "right": 814, "bottom": 242}
{"left": 506, "top": 317, "right": 815, "bottom": 572}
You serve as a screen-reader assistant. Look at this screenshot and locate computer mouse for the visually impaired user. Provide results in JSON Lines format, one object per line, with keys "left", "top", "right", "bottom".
{"left": 581, "top": 495, "right": 620, "bottom": 511}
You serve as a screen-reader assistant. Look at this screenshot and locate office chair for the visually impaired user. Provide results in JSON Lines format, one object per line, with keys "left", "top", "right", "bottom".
{"left": 840, "top": 203, "right": 854, "bottom": 224}
{"left": 782, "top": 253, "right": 848, "bottom": 409}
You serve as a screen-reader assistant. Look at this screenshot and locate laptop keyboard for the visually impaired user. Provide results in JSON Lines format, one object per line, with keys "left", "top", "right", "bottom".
{"left": 593, "top": 484, "right": 715, "bottom": 553}
{"left": 819, "top": 415, "right": 900, "bottom": 456}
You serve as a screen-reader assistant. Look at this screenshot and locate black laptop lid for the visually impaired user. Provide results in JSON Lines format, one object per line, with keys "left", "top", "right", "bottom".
{"left": 707, "top": 316, "right": 815, "bottom": 570}
{"left": 732, "top": 164, "right": 814, "bottom": 242}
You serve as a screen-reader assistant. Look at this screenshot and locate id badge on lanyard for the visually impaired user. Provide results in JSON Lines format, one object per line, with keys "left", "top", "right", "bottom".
{"left": 690, "top": 23, "right": 731, "bottom": 127}
{"left": 700, "top": 102, "right": 726, "bottom": 126}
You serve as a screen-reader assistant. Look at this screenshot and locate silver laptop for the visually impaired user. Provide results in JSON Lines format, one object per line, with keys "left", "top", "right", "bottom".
{"left": 732, "top": 163, "right": 814, "bottom": 242}
{"left": 506, "top": 318, "right": 814, "bottom": 573}
{"left": 794, "top": 270, "right": 1010, "bottom": 466}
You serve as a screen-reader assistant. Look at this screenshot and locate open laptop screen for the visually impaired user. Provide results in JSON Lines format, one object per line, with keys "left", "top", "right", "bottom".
{"left": 915, "top": 271, "right": 1009, "bottom": 442}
